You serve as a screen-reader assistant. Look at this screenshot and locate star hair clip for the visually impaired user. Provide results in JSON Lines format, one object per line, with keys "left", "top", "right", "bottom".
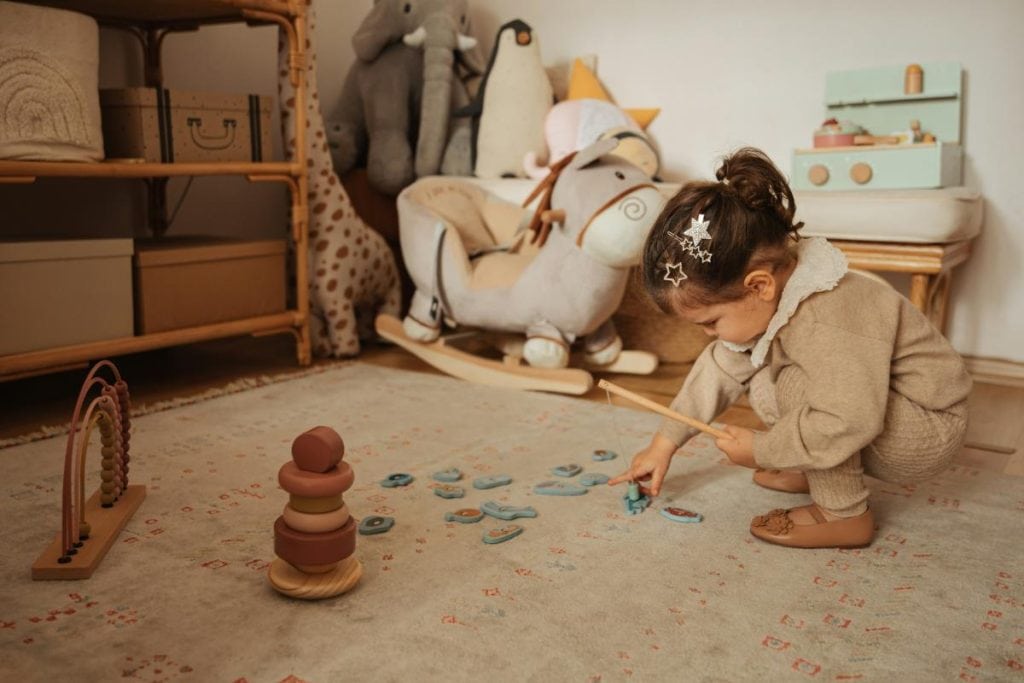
{"left": 663, "top": 213, "right": 714, "bottom": 286}
{"left": 663, "top": 261, "right": 687, "bottom": 286}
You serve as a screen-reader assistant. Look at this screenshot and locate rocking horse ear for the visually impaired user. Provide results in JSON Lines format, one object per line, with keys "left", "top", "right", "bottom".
{"left": 569, "top": 138, "right": 618, "bottom": 170}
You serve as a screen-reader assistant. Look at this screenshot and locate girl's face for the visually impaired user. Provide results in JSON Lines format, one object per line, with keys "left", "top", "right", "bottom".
{"left": 677, "top": 293, "right": 777, "bottom": 345}
{"left": 668, "top": 257, "right": 796, "bottom": 345}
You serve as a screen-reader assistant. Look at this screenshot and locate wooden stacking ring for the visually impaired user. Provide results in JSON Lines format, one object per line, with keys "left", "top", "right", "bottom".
{"left": 282, "top": 503, "right": 350, "bottom": 534}
{"left": 274, "top": 516, "right": 356, "bottom": 567}
{"left": 278, "top": 461, "right": 354, "bottom": 497}
{"left": 289, "top": 493, "right": 344, "bottom": 514}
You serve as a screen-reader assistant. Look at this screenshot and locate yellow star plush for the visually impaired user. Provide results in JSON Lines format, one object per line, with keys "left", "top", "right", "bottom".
{"left": 566, "top": 58, "right": 660, "bottom": 130}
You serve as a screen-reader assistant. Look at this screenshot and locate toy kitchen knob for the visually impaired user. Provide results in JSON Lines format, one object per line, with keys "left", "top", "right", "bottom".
{"left": 850, "top": 162, "right": 873, "bottom": 185}
{"left": 808, "top": 164, "right": 830, "bottom": 186}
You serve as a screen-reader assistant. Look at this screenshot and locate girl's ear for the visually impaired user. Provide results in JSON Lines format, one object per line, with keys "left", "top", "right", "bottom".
{"left": 743, "top": 269, "right": 777, "bottom": 301}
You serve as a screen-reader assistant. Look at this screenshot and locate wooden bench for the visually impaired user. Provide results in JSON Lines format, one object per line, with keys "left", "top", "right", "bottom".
{"left": 832, "top": 239, "right": 972, "bottom": 333}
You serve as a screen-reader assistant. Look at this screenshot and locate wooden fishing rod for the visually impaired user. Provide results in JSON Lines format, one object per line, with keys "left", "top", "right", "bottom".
{"left": 597, "top": 379, "right": 731, "bottom": 440}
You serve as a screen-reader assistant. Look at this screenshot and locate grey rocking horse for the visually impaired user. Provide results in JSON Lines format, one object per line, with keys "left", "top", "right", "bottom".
{"left": 375, "top": 138, "right": 665, "bottom": 394}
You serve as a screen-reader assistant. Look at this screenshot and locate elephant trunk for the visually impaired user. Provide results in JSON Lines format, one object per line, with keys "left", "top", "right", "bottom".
{"left": 404, "top": 16, "right": 475, "bottom": 178}
{"left": 416, "top": 42, "right": 453, "bottom": 178}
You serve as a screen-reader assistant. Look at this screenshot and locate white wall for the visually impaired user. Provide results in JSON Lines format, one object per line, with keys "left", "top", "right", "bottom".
{"left": 313, "top": 0, "right": 1023, "bottom": 363}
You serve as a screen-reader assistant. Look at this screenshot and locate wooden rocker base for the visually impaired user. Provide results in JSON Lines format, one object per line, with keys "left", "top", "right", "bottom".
{"left": 375, "top": 314, "right": 657, "bottom": 396}
{"left": 579, "top": 348, "right": 658, "bottom": 375}
{"left": 32, "top": 484, "right": 146, "bottom": 581}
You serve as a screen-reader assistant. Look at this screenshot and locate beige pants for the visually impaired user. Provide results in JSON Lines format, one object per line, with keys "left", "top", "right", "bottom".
{"left": 748, "top": 367, "right": 968, "bottom": 517}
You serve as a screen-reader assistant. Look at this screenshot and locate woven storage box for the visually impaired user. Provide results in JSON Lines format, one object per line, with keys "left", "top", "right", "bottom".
{"left": 133, "top": 237, "right": 286, "bottom": 334}
{"left": 0, "top": 1, "right": 103, "bottom": 161}
{"left": 0, "top": 238, "right": 133, "bottom": 355}
{"left": 100, "top": 88, "right": 272, "bottom": 163}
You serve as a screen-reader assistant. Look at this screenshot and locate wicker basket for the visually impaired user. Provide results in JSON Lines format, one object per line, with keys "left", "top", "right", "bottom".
{"left": 0, "top": 1, "right": 103, "bottom": 161}
{"left": 612, "top": 268, "right": 710, "bottom": 363}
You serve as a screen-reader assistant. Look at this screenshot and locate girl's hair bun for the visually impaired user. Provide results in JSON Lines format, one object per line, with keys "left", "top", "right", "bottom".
{"left": 715, "top": 147, "right": 802, "bottom": 233}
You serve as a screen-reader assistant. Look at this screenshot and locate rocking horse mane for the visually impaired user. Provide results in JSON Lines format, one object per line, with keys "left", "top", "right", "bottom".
{"left": 522, "top": 151, "right": 578, "bottom": 248}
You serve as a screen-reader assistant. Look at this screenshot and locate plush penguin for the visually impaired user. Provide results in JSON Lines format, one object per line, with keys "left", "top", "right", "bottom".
{"left": 460, "top": 19, "right": 553, "bottom": 178}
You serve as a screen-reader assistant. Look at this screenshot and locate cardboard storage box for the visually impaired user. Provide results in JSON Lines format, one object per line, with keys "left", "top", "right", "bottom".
{"left": 100, "top": 88, "right": 272, "bottom": 163}
{"left": 133, "top": 237, "right": 286, "bottom": 334}
{"left": 0, "top": 238, "right": 134, "bottom": 355}
{"left": 792, "top": 62, "right": 963, "bottom": 190}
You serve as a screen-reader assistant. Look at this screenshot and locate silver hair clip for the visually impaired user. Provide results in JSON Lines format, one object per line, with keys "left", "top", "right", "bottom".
{"left": 663, "top": 213, "right": 713, "bottom": 286}
{"left": 669, "top": 213, "right": 713, "bottom": 264}
{"left": 684, "top": 213, "right": 712, "bottom": 245}
{"left": 664, "top": 262, "right": 687, "bottom": 286}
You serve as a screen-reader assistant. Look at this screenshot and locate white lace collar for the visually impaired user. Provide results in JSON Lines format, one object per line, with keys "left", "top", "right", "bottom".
{"left": 722, "top": 237, "right": 848, "bottom": 367}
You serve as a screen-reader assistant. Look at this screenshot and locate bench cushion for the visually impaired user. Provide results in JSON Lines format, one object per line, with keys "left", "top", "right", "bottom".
{"left": 794, "top": 187, "right": 982, "bottom": 244}
{"left": 467, "top": 179, "right": 982, "bottom": 245}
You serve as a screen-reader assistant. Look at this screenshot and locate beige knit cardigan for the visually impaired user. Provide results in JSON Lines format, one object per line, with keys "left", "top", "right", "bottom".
{"left": 658, "top": 238, "right": 972, "bottom": 470}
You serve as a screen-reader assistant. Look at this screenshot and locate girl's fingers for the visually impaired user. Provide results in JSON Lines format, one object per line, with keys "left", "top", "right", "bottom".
{"left": 607, "top": 471, "right": 632, "bottom": 486}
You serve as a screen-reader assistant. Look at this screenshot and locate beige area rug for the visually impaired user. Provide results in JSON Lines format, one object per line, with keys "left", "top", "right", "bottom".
{"left": 1, "top": 363, "right": 1022, "bottom": 682}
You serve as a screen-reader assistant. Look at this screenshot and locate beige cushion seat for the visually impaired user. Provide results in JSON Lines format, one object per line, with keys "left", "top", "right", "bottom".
{"left": 471, "top": 179, "right": 982, "bottom": 245}
{"left": 399, "top": 179, "right": 539, "bottom": 291}
{"left": 795, "top": 187, "right": 982, "bottom": 244}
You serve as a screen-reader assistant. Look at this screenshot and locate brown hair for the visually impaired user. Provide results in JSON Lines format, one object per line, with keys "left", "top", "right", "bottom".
{"left": 641, "top": 147, "right": 803, "bottom": 311}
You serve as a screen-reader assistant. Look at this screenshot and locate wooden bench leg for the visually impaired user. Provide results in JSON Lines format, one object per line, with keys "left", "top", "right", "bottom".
{"left": 929, "top": 271, "right": 952, "bottom": 333}
{"left": 909, "top": 271, "right": 952, "bottom": 334}
{"left": 909, "top": 273, "right": 930, "bottom": 312}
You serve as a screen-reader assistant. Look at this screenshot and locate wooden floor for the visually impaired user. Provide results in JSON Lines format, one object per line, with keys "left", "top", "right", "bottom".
{"left": 1, "top": 334, "right": 1020, "bottom": 477}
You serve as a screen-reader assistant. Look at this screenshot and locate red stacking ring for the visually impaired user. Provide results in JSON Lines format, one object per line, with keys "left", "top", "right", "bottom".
{"left": 278, "top": 461, "right": 354, "bottom": 497}
{"left": 274, "top": 516, "right": 356, "bottom": 567}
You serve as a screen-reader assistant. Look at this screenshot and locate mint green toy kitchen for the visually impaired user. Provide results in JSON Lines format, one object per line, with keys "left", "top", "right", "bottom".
{"left": 792, "top": 62, "right": 962, "bottom": 190}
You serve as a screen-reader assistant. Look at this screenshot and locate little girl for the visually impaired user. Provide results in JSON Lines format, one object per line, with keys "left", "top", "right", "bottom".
{"left": 608, "top": 148, "right": 971, "bottom": 548}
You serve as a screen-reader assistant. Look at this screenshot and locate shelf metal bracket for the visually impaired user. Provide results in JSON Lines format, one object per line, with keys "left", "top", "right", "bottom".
{"left": 125, "top": 24, "right": 196, "bottom": 236}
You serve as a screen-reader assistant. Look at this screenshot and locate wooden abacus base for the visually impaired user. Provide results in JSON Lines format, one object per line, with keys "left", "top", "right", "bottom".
{"left": 32, "top": 484, "right": 146, "bottom": 580}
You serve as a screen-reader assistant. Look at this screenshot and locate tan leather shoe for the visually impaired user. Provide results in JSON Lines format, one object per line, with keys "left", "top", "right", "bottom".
{"left": 753, "top": 468, "right": 810, "bottom": 494}
{"left": 749, "top": 504, "right": 875, "bottom": 549}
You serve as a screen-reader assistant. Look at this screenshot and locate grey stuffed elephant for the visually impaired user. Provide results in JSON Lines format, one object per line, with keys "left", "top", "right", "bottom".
{"left": 330, "top": 0, "right": 484, "bottom": 196}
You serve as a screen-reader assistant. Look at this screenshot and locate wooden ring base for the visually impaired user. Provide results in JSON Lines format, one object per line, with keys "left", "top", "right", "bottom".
{"left": 268, "top": 556, "right": 362, "bottom": 600}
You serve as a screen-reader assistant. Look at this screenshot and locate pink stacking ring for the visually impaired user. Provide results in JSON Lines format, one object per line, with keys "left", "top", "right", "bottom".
{"left": 278, "top": 461, "right": 354, "bottom": 497}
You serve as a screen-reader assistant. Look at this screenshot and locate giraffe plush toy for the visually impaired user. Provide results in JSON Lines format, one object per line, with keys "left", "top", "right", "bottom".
{"left": 278, "top": 0, "right": 401, "bottom": 357}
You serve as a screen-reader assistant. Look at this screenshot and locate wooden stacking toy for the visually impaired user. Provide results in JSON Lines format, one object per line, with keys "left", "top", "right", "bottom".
{"left": 268, "top": 426, "right": 362, "bottom": 599}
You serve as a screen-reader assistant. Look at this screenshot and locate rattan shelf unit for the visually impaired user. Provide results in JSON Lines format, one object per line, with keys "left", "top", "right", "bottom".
{"left": 0, "top": 0, "right": 311, "bottom": 381}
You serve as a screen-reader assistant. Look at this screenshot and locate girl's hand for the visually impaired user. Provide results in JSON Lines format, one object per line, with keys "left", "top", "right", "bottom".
{"left": 608, "top": 436, "right": 676, "bottom": 497}
{"left": 715, "top": 425, "right": 757, "bottom": 468}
